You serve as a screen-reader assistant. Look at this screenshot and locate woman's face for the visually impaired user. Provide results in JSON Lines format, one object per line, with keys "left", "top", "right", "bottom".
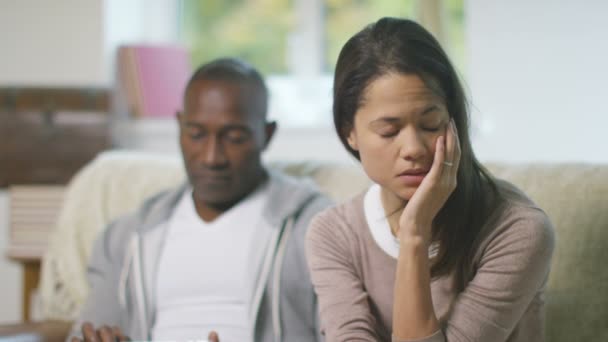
{"left": 348, "top": 73, "right": 450, "bottom": 201}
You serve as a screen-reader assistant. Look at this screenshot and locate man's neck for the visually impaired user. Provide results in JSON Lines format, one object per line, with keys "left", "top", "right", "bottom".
{"left": 193, "top": 199, "right": 227, "bottom": 223}
{"left": 193, "top": 172, "right": 269, "bottom": 223}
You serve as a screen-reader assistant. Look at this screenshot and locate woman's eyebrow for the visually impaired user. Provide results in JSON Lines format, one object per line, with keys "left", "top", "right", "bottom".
{"left": 369, "top": 116, "right": 402, "bottom": 127}
{"left": 420, "top": 104, "right": 440, "bottom": 116}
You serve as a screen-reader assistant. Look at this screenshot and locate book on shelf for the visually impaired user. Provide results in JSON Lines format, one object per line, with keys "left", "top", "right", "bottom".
{"left": 115, "top": 45, "right": 191, "bottom": 119}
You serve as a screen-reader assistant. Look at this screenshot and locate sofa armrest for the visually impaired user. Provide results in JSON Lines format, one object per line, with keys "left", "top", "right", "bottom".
{"left": 0, "top": 321, "right": 72, "bottom": 342}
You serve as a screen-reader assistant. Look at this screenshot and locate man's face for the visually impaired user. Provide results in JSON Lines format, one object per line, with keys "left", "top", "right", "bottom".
{"left": 178, "top": 79, "right": 273, "bottom": 208}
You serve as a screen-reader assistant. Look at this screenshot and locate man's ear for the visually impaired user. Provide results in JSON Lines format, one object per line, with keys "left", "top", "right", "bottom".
{"left": 346, "top": 129, "right": 359, "bottom": 151}
{"left": 263, "top": 120, "right": 277, "bottom": 149}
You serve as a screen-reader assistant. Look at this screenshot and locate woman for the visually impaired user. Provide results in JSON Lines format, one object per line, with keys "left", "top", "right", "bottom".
{"left": 306, "top": 18, "right": 555, "bottom": 342}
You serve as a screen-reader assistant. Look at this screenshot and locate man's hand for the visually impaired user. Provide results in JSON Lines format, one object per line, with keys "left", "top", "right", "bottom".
{"left": 70, "top": 322, "right": 130, "bottom": 342}
{"left": 208, "top": 330, "right": 220, "bottom": 342}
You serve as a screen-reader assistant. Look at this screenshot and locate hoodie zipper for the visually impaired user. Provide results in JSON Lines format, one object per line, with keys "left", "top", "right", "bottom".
{"left": 134, "top": 234, "right": 150, "bottom": 340}
{"left": 271, "top": 217, "right": 294, "bottom": 341}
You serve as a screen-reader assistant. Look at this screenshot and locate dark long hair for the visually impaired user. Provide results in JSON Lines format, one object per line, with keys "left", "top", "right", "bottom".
{"left": 333, "top": 18, "right": 500, "bottom": 288}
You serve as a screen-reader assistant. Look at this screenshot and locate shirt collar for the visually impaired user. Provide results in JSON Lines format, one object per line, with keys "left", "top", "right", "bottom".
{"left": 363, "top": 184, "right": 439, "bottom": 259}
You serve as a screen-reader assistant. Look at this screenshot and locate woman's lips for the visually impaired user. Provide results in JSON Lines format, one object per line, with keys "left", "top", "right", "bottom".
{"left": 397, "top": 170, "right": 428, "bottom": 185}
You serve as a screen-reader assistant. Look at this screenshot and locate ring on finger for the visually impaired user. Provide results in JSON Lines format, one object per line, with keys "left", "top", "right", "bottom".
{"left": 443, "top": 161, "right": 453, "bottom": 167}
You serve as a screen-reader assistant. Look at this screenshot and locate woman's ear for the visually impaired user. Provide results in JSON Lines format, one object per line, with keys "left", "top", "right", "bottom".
{"left": 347, "top": 130, "right": 359, "bottom": 151}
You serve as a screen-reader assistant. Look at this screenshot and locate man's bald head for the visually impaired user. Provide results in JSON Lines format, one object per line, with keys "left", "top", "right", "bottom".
{"left": 184, "top": 57, "right": 268, "bottom": 119}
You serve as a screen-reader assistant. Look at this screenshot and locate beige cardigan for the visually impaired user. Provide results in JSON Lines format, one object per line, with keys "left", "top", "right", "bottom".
{"left": 306, "top": 180, "right": 555, "bottom": 342}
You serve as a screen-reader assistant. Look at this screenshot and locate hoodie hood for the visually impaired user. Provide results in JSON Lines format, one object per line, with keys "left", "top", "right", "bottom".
{"left": 131, "top": 167, "right": 322, "bottom": 234}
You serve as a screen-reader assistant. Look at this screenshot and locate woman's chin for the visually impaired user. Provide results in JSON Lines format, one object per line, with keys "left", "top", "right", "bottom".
{"left": 378, "top": 180, "right": 418, "bottom": 203}
{"left": 386, "top": 184, "right": 417, "bottom": 202}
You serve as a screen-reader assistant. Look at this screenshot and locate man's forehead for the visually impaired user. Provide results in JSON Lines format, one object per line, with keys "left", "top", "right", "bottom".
{"left": 188, "top": 78, "right": 256, "bottom": 103}
{"left": 186, "top": 79, "right": 243, "bottom": 101}
{"left": 183, "top": 89, "right": 258, "bottom": 125}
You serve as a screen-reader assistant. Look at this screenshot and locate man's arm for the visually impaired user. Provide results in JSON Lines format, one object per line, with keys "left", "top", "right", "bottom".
{"left": 66, "top": 218, "right": 131, "bottom": 341}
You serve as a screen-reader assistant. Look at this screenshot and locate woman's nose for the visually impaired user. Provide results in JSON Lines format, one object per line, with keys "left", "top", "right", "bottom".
{"left": 397, "top": 129, "right": 427, "bottom": 161}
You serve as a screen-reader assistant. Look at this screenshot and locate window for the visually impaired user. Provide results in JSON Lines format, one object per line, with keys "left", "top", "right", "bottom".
{"left": 180, "top": 0, "right": 294, "bottom": 75}
{"left": 324, "top": 0, "right": 415, "bottom": 72}
{"left": 179, "top": 0, "right": 464, "bottom": 127}
{"left": 445, "top": 0, "right": 466, "bottom": 73}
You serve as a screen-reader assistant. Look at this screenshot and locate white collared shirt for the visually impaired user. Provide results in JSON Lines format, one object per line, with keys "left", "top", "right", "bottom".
{"left": 152, "top": 182, "right": 270, "bottom": 342}
{"left": 363, "top": 184, "right": 439, "bottom": 259}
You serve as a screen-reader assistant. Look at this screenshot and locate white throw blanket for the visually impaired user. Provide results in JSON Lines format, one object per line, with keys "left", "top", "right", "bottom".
{"left": 39, "top": 150, "right": 185, "bottom": 319}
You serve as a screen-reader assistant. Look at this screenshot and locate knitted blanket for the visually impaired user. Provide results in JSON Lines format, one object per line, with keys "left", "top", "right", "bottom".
{"left": 39, "top": 150, "right": 185, "bottom": 319}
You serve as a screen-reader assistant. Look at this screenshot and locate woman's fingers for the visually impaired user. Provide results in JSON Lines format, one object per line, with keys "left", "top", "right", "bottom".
{"left": 428, "top": 135, "right": 446, "bottom": 185}
{"left": 449, "top": 119, "right": 461, "bottom": 182}
{"left": 441, "top": 118, "right": 460, "bottom": 188}
{"left": 445, "top": 119, "right": 455, "bottom": 169}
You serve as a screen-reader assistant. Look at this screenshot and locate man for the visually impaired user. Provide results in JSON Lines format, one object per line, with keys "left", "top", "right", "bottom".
{"left": 69, "top": 58, "right": 331, "bottom": 342}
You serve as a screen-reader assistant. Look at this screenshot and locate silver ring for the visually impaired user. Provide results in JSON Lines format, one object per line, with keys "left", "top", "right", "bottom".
{"left": 443, "top": 161, "right": 453, "bottom": 167}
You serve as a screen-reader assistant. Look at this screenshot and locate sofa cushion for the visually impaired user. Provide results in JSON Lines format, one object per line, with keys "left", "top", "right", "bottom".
{"left": 486, "top": 163, "right": 608, "bottom": 342}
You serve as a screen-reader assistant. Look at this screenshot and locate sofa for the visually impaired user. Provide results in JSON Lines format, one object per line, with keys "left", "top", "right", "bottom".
{"left": 1, "top": 150, "right": 606, "bottom": 342}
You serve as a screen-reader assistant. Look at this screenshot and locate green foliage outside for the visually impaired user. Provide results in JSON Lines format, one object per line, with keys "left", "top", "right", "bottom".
{"left": 181, "top": 0, "right": 293, "bottom": 74}
{"left": 181, "top": 0, "right": 464, "bottom": 75}
{"left": 324, "top": 0, "right": 415, "bottom": 71}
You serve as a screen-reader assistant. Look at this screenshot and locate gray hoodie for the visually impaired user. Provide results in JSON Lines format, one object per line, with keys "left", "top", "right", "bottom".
{"left": 68, "top": 169, "right": 332, "bottom": 342}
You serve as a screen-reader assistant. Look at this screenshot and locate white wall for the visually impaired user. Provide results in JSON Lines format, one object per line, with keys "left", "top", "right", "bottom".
{"left": 0, "top": 0, "right": 179, "bottom": 87}
{"left": 266, "top": 126, "right": 355, "bottom": 163}
{"left": 0, "top": 191, "right": 22, "bottom": 323}
{"left": 466, "top": 0, "right": 608, "bottom": 163}
{"left": 103, "top": 0, "right": 179, "bottom": 85}
{"left": 0, "top": 0, "right": 105, "bottom": 86}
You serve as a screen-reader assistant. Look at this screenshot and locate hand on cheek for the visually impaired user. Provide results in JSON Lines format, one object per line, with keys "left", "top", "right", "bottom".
{"left": 398, "top": 119, "right": 461, "bottom": 243}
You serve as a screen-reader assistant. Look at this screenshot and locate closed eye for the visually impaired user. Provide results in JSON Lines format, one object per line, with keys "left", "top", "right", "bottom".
{"left": 186, "top": 128, "right": 206, "bottom": 140}
{"left": 223, "top": 128, "right": 251, "bottom": 144}
{"left": 370, "top": 120, "right": 401, "bottom": 138}
{"left": 379, "top": 129, "right": 399, "bottom": 138}
{"left": 422, "top": 126, "right": 441, "bottom": 132}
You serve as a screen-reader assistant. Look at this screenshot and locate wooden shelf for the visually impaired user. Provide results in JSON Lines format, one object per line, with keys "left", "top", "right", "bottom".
{"left": 0, "top": 86, "right": 110, "bottom": 113}
{"left": 0, "top": 87, "right": 112, "bottom": 187}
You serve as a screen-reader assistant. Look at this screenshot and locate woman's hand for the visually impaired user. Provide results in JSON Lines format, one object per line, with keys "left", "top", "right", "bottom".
{"left": 398, "top": 118, "right": 461, "bottom": 244}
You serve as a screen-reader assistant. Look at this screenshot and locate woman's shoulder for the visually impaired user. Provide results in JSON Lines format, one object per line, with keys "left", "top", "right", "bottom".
{"left": 494, "top": 178, "right": 552, "bottom": 225}
{"left": 306, "top": 191, "right": 369, "bottom": 248}
{"left": 480, "top": 178, "right": 556, "bottom": 259}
